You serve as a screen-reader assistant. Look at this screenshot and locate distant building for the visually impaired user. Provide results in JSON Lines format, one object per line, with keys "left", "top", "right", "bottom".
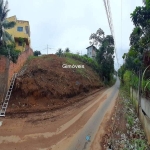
{"left": 6, "top": 16, "right": 31, "bottom": 52}
{"left": 86, "top": 45, "right": 97, "bottom": 58}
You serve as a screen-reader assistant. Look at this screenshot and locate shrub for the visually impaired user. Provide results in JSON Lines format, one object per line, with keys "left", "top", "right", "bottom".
{"left": 0, "top": 44, "right": 20, "bottom": 63}
{"left": 34, "top": 50, "right": 41, "bottom": 56}
{"left": 65, "top": 53, "right": 99, "bottom": 73}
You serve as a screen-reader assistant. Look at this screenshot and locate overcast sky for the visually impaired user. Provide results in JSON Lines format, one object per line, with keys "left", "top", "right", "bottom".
{"left": 8, "top": 0, "right": 143, "bottom": 69}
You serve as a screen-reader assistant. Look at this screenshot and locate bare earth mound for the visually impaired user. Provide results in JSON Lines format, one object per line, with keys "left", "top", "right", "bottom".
{"left": 8, "top": 54, "right": 103, "bottom": 113}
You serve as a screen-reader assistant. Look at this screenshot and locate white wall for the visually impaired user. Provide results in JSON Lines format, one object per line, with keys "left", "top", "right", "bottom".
{"left": 131, "top": 88, "right": 150, "bottom": 144}
{"left": 131, "top": 89, "right": 150, "bottom": 118}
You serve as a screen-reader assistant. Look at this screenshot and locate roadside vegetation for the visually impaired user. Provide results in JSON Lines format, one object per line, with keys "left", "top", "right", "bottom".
{"left": 102, "top": 86, "right": 150, "bottom": 150}
{"left": 119, "top": 86, "right": 149, "bottom": 150}
{"left": 109, "top": 1, "right": 150, "bottom": 149}
{"left": 118, "top": 0, "right": 150, "bottom": 99}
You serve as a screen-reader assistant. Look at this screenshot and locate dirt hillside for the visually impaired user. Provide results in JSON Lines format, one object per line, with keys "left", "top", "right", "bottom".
{"left": 8, "top": 54, "right": 103, "bottom": 113}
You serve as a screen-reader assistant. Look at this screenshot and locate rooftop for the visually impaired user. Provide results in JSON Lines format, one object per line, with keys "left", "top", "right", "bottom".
{"left": 86, "top": 45, "right": 97, "bottom": 49}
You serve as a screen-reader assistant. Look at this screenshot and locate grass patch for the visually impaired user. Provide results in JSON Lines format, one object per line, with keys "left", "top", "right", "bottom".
{"left": 27, "top": 55, "right": 38, "bottom": 61}
{"left": 65, "top": 57, "right": 87, "bottom": 76}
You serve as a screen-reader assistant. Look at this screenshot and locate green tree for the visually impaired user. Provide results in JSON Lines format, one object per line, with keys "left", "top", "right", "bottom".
{"left": 0, "top": 0, "right": 19, "bottom": 63}
{"left": 96, "top": 34, "right": 115, "bottom": 82}
{"left": 122, "top": 1, "right": 150, "bottom": 75}
{"left": 34, "top": 50, "right": 41, "bottom": 56}
{"left": 119, "top": 1, "right": 150, "bottom": 98}
{"left": 56, "top": 48, "right": 63, "bottom": 57}
{"left": 65, "top": 47, "right": 70, "bottom": 53}
{"left": 0, "top": 44, "right": 20, "bottom": 63}
{"left": 89, "top": 28, "right": 105, "bottom": 48}
{"left": 130, "top": 1, "right": 150, "bottom": 56}
{"left": 0, "top": 0, "right": 16, "bottom": 46}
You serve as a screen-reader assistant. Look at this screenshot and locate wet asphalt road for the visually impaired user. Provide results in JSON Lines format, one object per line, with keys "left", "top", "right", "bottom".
{"left": 67, "top": 78, "right": 120, "bottom": 150}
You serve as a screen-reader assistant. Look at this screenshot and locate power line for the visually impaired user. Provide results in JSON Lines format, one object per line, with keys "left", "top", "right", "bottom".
{"left": 107, "top": 0, "right": 119, "bottom": 66}
{"left": 103, "top": 0, "right": 119, "bottom": 68}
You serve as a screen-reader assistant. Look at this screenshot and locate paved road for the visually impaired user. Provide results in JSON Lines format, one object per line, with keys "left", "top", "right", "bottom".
{"left": 66, "top": 78, "right": 120, "bottom": 150}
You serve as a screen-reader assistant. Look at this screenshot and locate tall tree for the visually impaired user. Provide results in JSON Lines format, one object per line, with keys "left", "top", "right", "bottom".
{"left": 122, "top": 0, "right": 150, "bottom": 75}
{"left": 119, "top": 0, "right": 150, "bottom": 99}
{"left": 96, "top": 35, "right": 115, "bottom": 82}
{"left": 0, "top": 0, "right": 16, "bottom": 46}
{"left": 89, "top": 28, "right": 105, "bottom": 48}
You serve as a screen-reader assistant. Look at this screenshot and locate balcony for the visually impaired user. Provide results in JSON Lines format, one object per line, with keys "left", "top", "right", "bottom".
{"left": 14, "top": 32, "right": 30, "bottom": 39}
{"left": 14, "top": 32, "right": 30, "bottom": 45}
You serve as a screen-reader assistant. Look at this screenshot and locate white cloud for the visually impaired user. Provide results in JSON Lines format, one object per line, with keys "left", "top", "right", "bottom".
{"left": 7, "top": 0, "right": 143, "bottom": 69}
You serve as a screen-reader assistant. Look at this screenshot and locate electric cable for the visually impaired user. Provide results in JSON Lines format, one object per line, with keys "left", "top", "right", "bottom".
{"left": 103, "top": 0, "right": 119, "bottom": 68}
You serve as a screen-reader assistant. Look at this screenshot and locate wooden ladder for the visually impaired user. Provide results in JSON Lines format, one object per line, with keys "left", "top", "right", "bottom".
{"left": 0, "top": 73, "right": 17, "bottom": 117}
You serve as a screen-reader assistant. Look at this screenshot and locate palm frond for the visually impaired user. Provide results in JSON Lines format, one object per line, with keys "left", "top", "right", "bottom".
{"left": 1, "top": 1, "right": 9, "bottom": 21}
{"left": 0, "top": 0, "right": 4, "bottom": 21}
{"left": 2, "top": 20, "right": 16, "bottom": 29}
{"left": 2, "top": 29, "right": 14, "bottom": 45}
{"left": 1, "top": 9, "right": 9, "bottom": 21}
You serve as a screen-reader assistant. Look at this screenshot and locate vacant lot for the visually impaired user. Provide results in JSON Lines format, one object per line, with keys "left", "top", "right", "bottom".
{"left": 8, "top": 54, "right": 103, "bottom": 114}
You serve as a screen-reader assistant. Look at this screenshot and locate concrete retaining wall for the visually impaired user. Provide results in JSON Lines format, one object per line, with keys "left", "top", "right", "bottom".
{"left": 130, "top": 88, "right": 150, "bottom": 144}
{"left": 0, "top": 56, "right": 8, "bottom": 103}
{"left": 0, "top": 47, "right": 33, "bottom": 103}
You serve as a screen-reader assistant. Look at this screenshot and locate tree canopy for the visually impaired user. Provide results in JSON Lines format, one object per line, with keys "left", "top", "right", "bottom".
{"left": 119, "top": 1, "right": 150, "bottom": 96}
{"left": 65, "top": 47, "right": 70, "bottom": 53}
{"left": 89, "top": 28, "right": 105, "bottom": 48}
{"left": 56, "top": 48, "right": 63, "bottom": 57}
{"left": 96, "top": 33, "right": 115, "bottom": 82}
{"left": 0, "top": 0, "right": 16, "bottom": 46}
{"left": 121, "top": 0, "right": 150, "bottom": 74}
{"left": 34, "top": 50, "right": 41, "bottom": 56}
{"left": 0, "top": 0, "right": 20, "bottom": 63}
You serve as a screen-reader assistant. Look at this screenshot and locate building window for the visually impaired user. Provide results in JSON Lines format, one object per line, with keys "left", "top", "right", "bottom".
{"left": 17, "top": 27, "right": 23, "bottom": 32}
{"left": 18, "top": 41, "right": 22, "bottom": 46}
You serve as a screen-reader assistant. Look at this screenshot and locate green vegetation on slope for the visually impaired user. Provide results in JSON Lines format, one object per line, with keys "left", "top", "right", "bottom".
{"left": 56, "top": 28, "right": 115, "bottom": 85}
{"left": 118, "top": 1, "right": 150, "bottom": 98}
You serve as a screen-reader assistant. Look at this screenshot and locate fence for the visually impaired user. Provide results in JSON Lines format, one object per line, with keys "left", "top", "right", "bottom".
{"left": 130, "top": 87, "right": 150, "bottom": 144}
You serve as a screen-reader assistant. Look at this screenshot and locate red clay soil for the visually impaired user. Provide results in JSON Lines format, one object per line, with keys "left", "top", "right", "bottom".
{"left": 8, "top": 54, "right": 103, "bottom": 114}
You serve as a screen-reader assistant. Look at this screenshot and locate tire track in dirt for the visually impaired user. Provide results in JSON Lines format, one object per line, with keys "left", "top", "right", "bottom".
{"left": 53, "top": 78, "right": 120, "bottom": 150}
{"left": 0, "top": 94, "right": 107, "bottom": 144}
{"left": 0, "top": 89, "right": 110, "bottom": 150}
